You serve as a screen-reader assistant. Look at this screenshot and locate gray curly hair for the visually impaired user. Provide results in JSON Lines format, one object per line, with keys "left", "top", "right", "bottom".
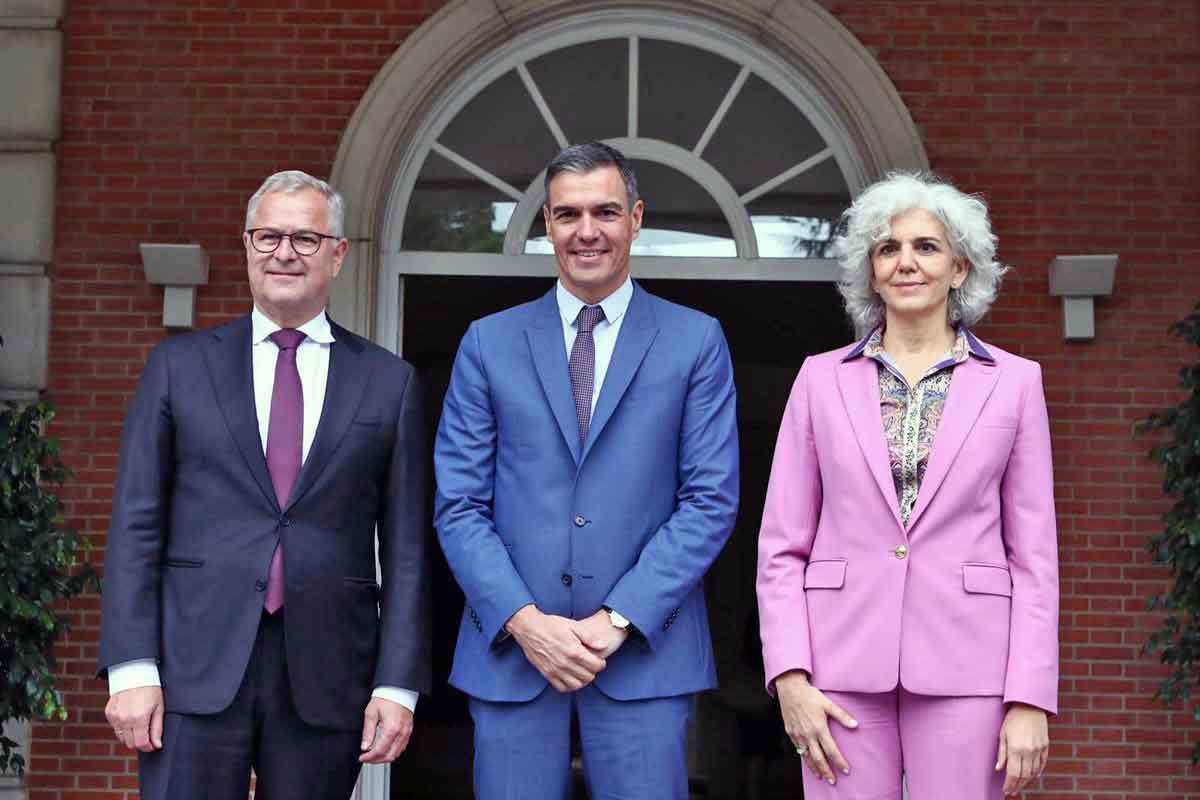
{"left": 833, "top": 171, "right": 1008, "bottom": 336}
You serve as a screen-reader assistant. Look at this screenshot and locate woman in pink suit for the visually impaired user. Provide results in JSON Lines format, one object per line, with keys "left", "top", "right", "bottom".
{"left": 757, "top": 172, "right": 1058, "bottom": 798}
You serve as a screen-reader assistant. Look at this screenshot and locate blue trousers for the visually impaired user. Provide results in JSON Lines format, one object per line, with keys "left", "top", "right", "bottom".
{"left": 469, "top": 684, "right": 693, "bottom": 800}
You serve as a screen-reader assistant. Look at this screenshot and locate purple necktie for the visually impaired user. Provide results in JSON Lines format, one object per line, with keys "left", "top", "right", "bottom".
{"left": 569, "top": 305, "right": 605, "bottom": 444}
{"left": 264, "top": 328, "right": 305, "bottom": 614}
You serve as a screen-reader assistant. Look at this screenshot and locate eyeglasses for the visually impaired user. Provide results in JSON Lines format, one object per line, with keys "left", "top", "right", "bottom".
{"left": 246, "top": 228, "right": 340, "bottom": 256}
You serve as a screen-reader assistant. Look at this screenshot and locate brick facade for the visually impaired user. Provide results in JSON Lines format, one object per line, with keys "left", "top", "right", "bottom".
{"left": 27, "top": 1, "right": 1200, "bottom": 798}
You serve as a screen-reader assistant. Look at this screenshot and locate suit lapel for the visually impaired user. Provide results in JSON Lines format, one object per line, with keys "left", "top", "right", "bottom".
{"left": 205, "top": 316, "right": 278, "bottom": 510}
{"left": 526, "top": 289, "right": 582, "bottom": 464}
{"left": 582, "top": 285, "right": 658, "bottom": 462}
{"left": 284, "top": 319, "right": 369, "bottom": 511}
{"left": 835, "top": 355, "right": 903, "bottom": 530}
{"left": 904, "top": 356, "right": 1001, "bottom": 531}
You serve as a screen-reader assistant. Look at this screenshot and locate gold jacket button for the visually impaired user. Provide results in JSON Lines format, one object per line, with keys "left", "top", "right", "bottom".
{"left": 894, "top": 545, "right": 908, "bottom": 559}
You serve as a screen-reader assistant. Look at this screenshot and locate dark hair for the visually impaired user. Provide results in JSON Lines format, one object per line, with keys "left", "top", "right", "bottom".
{"left": 543, "top": 141, "right": 640, "bottom": 207}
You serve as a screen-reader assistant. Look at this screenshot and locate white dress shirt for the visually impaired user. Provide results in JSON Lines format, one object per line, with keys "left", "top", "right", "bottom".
{"left": 556, "top": 275, "right": 634, "bottom": 416}
{"left": 108, "top": 306, "right": 418, "bottom": 712}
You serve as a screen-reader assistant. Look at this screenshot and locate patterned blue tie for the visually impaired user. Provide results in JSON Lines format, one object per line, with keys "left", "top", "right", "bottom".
{"left": 569, "top": 305, "right": 605, "bottom": 444}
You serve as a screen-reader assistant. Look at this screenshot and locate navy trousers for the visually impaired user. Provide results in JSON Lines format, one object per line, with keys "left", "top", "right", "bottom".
{"left": 469, "top": 683, "right": 693, "bottom": 800}
{"left": 138, "top": 611, "right": 363, "bottom": 800}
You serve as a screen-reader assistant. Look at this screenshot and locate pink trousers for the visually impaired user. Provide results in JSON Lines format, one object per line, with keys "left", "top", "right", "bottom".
{"left": 800, "top": 687, "right": 1007, "bottom": 800}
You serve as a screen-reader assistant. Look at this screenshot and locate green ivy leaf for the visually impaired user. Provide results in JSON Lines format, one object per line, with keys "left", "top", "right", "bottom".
{"left": 0, "top": 399, "right": 98, "bottom": 776}
{"left": 1139, "top": 302, "right": 1200, "bottom": 764}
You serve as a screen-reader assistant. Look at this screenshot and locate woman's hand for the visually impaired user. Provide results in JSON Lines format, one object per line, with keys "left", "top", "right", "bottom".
{"left": 775, "top": 670, "right": 859, "bottom": 786}
{"left": 996, "top": 702, "right": 1049, "bottom": 795}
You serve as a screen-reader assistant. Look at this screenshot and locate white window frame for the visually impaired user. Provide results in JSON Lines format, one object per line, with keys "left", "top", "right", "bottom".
{"left": 329, "top": 0, "right": 929, "bottom": 344}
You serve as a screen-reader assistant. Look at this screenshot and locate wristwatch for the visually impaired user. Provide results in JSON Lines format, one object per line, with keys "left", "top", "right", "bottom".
{"left": 605, "top": 607, "right": 631, "bottom": 631}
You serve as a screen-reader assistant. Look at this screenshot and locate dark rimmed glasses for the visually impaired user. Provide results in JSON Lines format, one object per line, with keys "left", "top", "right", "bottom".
{"left": 246, "top": 228, "right": 340, "bottom": 256}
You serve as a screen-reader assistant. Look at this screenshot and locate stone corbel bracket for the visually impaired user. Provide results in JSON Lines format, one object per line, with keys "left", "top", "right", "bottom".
{"left": 140, "top": 244, "right": 211, "bottom": 329}
{"left": 1048, "top": 254, "right": 1118, "bottom": 342}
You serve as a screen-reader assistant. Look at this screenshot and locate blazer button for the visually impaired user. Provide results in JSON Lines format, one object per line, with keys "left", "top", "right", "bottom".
{"left": 574, "top": 516, "right": 586, "bottom": 527}
{"left": 561, "top": 573, "right": 573, "bottom": 586}
{"left": 894, "top": 545, "right": 908, "bottom": 559}
{"left": 255, "top": 579, "right": 266, "bottom": 591}
{"left": 280, "top": 517, "right": 291, "bottom": 527}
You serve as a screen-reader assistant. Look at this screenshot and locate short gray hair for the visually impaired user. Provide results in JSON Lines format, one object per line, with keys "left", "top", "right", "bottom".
{"left": 544, "top": 141, "right": 640, "bottom": 207}
{"left": 834, "top": 171, "right": 1008, "bottom": 336}
{"left": 245, "top": 170, "right": 345, "bottom": 238}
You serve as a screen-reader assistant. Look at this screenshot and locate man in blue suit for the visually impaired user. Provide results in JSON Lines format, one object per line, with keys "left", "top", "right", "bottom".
{"left": 434, "top": 142, "right": 739, "bottom": 798}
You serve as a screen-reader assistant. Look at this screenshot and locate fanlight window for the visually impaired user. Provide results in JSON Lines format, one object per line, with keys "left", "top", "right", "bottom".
{"left": 400, "top": 35, "right": 851, "bottom": 263}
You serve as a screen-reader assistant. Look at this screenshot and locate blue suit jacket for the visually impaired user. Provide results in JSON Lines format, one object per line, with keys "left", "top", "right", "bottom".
{"left": 434, "top": 283, "right": 739, "bottom": 702}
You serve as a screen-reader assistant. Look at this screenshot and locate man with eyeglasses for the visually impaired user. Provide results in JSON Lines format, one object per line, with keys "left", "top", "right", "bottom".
{"left": 99, "top": 170, "right": 431, "bottom": 799}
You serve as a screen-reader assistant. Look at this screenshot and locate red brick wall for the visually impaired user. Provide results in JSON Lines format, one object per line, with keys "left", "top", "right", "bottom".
{"left": 30, "top": 1, "right": 1200, "bottom": 798}
{"left": 825, "top": 2, "right": 1200, "bottom": 797}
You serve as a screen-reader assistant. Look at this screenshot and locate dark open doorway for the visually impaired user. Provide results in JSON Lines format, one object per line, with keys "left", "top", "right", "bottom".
{"left": 391, "top": 275, "right": 851, "bottom": 799}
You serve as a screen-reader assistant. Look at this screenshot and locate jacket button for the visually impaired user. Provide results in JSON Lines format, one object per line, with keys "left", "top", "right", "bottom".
{"left": 574, "top": 515, "right": 586, "bottom": 527}
{"left": 280, "top": 517, "right": 291, "bottom": 527}
{"left": 255, "top": 579, "right": 266, "bottom": 591}
{"left": 561, "top": 573, "right": 573, "bottom": 586}
{"left": 894, "top": 545, "right": 908, "bottom": 559}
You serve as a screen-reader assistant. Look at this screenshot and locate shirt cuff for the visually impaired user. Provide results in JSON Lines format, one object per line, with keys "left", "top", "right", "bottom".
{"left": 371, "top": 686, "right": 419, "bottom": 713}
{"left": 108, "top": 659, "right": 161, "bottom": 696}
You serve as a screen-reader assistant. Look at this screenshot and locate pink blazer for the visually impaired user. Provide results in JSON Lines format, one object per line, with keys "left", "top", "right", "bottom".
{"left": 756, "top": 338, "right": 1059, "bottom": 714}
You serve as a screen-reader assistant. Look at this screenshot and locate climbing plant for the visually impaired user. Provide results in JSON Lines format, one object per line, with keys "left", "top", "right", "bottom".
{"left": 0, "top": 400, "right": 97, "bottom": 776}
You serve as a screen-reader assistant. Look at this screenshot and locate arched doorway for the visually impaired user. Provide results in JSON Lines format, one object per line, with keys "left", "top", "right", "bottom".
{"left": 334, "top": 3, "right": 927, "bottom": 797}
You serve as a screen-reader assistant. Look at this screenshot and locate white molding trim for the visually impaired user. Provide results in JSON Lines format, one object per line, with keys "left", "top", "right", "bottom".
{"left": 627, "top": 35, "right": 639, "bottom": 138}
{"left": 390, "top": 252, "right": 837, "bottom": 281}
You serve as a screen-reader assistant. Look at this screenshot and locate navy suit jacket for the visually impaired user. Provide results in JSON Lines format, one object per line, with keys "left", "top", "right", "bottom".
{"left": 98, "top": 315, "right": 432, "bottom": 731}
{"left": 434, "top": 283, "right": 739, "bottom": 702}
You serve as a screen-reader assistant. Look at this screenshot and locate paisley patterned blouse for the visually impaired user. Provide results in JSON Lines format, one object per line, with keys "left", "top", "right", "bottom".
{"left": 853, "top": 326, "right": 992, "bottom": 525}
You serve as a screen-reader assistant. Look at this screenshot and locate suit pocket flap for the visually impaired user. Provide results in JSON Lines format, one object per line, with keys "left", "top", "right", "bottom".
{"left": 804, "top": 560, "right": 846, "bottom": 590}
{"left": 962, "top": 563, "right": 1012, "bottom": 597}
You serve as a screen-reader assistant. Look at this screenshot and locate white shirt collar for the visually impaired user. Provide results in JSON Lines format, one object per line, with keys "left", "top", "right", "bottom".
{"left": 251, "top": 305, "right": 335, "bottom": 345}
{"left": 556, "top": 275, "right": 633, "bottom": 328}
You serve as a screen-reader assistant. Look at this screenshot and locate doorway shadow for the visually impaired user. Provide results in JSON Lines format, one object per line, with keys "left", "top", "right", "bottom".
{"left": 391, "top": 275, "right": 851, "bottom": 799}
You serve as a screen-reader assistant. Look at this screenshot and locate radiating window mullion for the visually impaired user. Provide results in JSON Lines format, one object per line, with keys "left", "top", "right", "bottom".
{"left": 517, "top": 64, "right": 569, "bottom": 150}
{"left": 740, "top": 147, "right": 835, "bottom": 205}
{"left": 628, "top": 35, "right": 639, "bottom": 138}
{"left": 694, "top": 65, "right": 750, "bottom": 157}
{"left": 429, "top": 142, "right": 524, "bottom": 201}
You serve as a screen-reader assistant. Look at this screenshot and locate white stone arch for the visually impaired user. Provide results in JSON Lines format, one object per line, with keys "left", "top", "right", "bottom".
{"left": 329, "top": 0, "right": 928, "bottom": 338}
